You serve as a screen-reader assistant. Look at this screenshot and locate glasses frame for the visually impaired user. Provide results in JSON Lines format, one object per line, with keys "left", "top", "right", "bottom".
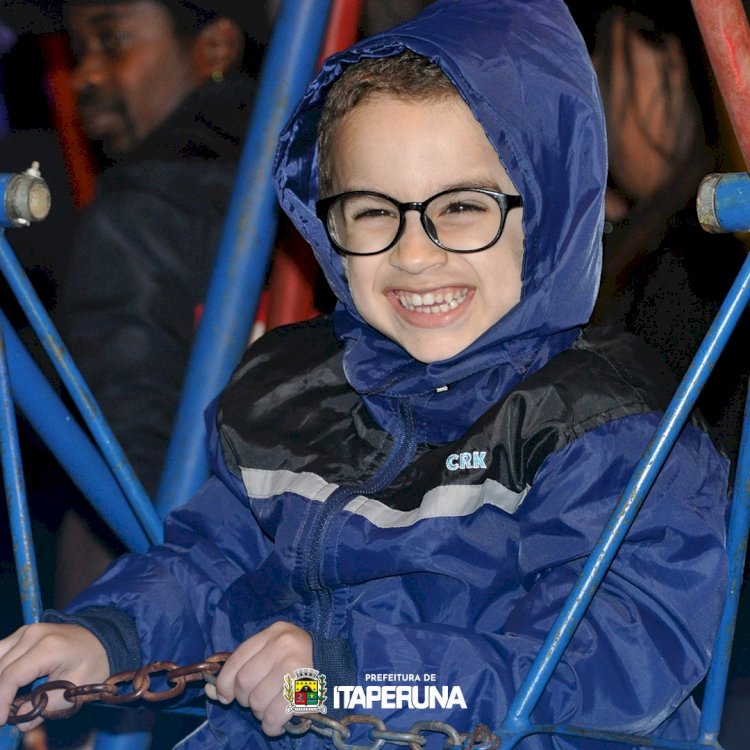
{"left": 315, "top": 186, "right": 523, "bottom": 256}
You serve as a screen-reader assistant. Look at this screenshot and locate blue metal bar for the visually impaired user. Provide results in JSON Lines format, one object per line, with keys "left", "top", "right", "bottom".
{"left": 155, "top": 0, "right": 333, "bottom": 516}
{"left": 0, "top": 318, "right": 42, "bottom": 625}
{"left": 93, "top": 730, "right": 151, "bottom": 750}
{"left": 499, "top": 723, "right": 722, "bottom": 749}
{"left": 0, "top": 726, "right": 20, "bottom": 750}
{"left": 504, "top": 249, "right": 750, "bottom": 727}
{"left": 0, "top": 230, "right": 162, "bottom": 546}
{"left": 0, "top": 316, "right": 37, "bottom": 750}
{"left": 698, "top": 382, "right": 750, "bottom": 742}
{"left": 697, "top": 172, "right": 750, "bottom": 233}
{"left": 1, "top": 312, "right": 150, "bottom": 553}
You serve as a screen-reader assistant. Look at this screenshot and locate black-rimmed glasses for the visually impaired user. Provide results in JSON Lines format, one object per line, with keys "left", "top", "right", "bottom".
{"left": 315, "top": 187, "right": 523, "bottom": 256}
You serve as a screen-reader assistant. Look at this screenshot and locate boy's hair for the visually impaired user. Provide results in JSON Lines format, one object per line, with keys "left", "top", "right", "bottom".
{"left": 317, "top": 50, "right": 458, "bottom": 196}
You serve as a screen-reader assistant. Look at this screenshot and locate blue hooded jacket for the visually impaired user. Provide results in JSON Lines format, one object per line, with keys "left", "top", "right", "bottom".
{"left": 60, "top": 2, "right": 729, "bottom": 748}
{"left": 277, "top": 0, "right": 605, "bottom": 441}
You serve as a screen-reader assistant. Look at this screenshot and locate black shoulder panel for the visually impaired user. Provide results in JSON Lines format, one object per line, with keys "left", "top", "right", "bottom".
{"left": 217, "top": 316, "right": 392, "bottom": 486}
{"left": 476, "top": 325, "right": 677, "bottom": 493}
{"left": 218, "top": 322, "right": 678, "bottom": 507}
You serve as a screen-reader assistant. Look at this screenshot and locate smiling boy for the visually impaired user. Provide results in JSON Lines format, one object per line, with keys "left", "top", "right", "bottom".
{"left": 0, "top": 1, "right": 729, "bottom": 748}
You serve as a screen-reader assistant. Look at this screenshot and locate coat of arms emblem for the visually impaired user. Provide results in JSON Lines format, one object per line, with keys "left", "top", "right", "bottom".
{"left": 283, "top": 667, "right": 328, "bottom": 713}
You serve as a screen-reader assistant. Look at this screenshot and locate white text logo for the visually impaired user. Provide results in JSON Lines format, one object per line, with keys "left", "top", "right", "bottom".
{"left": 333, "top": 685, "right": 467, "bottom": 710}
{"left": 446, "top": 451, "right": 487, "bottom": 471}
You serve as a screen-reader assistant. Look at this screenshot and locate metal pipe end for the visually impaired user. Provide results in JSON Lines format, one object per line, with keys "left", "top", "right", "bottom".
{"left": 697, "top": 173, "right": 722, "bottom": 233}
{"left": 3, "top": 163, "right": 51, "bottom": 227}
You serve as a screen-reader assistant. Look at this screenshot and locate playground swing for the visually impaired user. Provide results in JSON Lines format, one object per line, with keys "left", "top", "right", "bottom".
{"left": 0, "top": 0, "right": 749, "bottom": 748}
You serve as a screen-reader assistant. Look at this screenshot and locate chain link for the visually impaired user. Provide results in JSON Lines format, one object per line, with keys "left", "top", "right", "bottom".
{"left": 8, "top": 653, "right": 500, "bottom": 749}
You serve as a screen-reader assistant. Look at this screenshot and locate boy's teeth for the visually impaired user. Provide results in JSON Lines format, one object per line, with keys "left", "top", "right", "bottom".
{"left": 397, "top": 289, "right": 468, "bottom": 312}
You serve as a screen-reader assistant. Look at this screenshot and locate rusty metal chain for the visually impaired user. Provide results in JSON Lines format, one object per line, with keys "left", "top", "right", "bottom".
{"left": 8, "top": 652, "right": 231, "bottom": 725}
{"left": 8, "top": 653, "right": 501, "bottom": 750}
{"left": 286, "top": 714, "right": 500, "bottom": 750}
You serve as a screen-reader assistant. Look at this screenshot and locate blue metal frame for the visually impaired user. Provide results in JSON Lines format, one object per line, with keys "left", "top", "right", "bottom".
{"left": 697, "top": 172, "right": 750, "bottom": 233}
{"left": 0, "top": 311, "right": 150, "bottom": 553}
{"left": 155, "top": 0, "right": 333, "bottom": 516}
{"left": 0, "top": 6, "right": 748, "bottom": 750}
{"left": 0, "top": 233, "right": 162, "bottom": 547}
{"left": 2, "top": 194, "right": 746, "bottom": 750}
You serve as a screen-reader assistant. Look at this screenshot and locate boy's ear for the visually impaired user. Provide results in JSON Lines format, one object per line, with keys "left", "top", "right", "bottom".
{"left": 191, "top": 17, "right": 244, "bottom": 83}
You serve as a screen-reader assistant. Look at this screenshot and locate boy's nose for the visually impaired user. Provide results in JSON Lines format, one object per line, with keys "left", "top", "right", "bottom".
{"left": 389, "top": 213, "right": 447, "bottom": 274}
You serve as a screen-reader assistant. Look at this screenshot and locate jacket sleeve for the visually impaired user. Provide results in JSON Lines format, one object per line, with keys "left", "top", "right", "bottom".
{"left": 63, "top": 474, "right": 273, "bottom": 669}
{"left": 56, "top": 185, "right": 215, "bottom": 496}
{"left": 334, "top": 415, "right": 728, "bottom": 737}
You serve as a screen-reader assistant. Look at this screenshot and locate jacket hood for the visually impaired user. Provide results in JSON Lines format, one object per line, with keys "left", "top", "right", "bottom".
{"left": 274, "top": 0, "right": 606, "bottom": 441}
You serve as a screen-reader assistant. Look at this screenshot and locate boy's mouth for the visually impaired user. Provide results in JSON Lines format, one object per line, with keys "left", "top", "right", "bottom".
{"left": 394, "top": 287, "right": 470, "bottom": 314}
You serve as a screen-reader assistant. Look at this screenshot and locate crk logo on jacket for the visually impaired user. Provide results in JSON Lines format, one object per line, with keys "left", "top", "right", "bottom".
{"left": 446, "top": 451, "right": 488, "bottom": 471}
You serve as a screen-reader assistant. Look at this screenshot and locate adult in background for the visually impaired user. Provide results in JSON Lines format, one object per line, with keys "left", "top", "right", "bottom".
{"left": 566, "top": 0, "right": 748, "bottom": 465}
{"left": 55, "top": 0, "right": 268, "bottom": 604}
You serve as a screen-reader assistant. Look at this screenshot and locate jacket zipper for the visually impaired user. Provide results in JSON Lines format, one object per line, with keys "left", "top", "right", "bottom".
{"left": 305, "top": 399, "right": 418, "bottom": 636}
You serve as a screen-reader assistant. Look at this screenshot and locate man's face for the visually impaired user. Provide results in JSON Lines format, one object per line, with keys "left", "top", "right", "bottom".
{"left": 328, "top": 95, "right": 524, "bottom": 364}
{"left": 67, "top": 0, "right": 200, "bottom": 155}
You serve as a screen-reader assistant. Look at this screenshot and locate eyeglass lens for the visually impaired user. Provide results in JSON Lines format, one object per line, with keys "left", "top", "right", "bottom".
{"left": 327, "top": 189, "right": 505, "bottom": 254}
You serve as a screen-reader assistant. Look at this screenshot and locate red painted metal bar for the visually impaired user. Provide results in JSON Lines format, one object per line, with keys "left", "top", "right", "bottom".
{"left": 265, "top": 0, "right": 364, "bottom": 330}
{"left": 265, "top": 223, "right": 320, "bottom": 330}
{"left": 39, "top": 32, "right": 97, "bottom": 208}
{"left": 318, "top": 0, "right": 363, "bottom": 60}
{"left": 691, "top": 0, "right": 750, "bottom": 168}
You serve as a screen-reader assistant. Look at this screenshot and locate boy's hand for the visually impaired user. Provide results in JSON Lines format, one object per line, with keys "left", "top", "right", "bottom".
{"left": 0, "top": 623, "right": 109, "bottom": 731}
{"left": 207, "top": 621, "right": 312, "bottom": 736}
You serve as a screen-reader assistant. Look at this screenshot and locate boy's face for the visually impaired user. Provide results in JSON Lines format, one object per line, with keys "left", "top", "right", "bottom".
{"left": 328, "top": 95, "right": 524, "bottom": 364}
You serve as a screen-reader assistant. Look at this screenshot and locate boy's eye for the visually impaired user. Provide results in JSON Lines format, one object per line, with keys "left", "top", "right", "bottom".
{"left": 435, "top": 199, "right": 490, "bottom": 225}
{"left": 442, "top": 200, "right": 486, "bottom": 215}
{"left": 340, "top": 196, "right": 399, "bottom": 223}
{"left": 352, "top": 207, "right": 396, "bottom": 221}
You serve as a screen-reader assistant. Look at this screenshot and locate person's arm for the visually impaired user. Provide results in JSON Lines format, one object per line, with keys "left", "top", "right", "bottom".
{"left": 0, "top": 452, "right": 273, "bottom": 727}
{"left": 312, "top": 416, "right": 728, "bottom": 736}
{"left": 60, "top": 473, "right": 273, "bottom": 664}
